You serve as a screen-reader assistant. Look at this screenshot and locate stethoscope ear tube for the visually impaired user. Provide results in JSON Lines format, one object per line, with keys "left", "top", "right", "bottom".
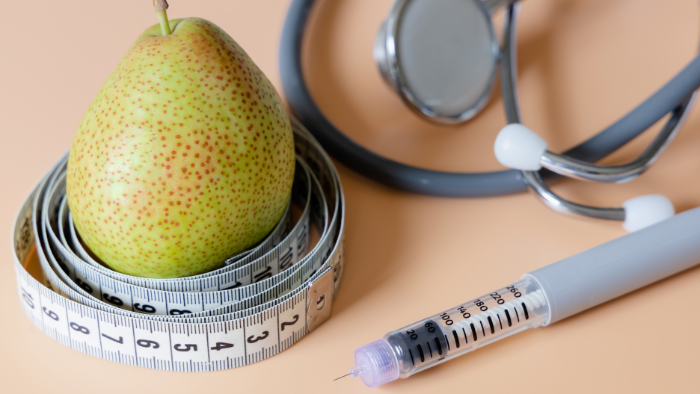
{"left": 280, "top": 0, "right": 700, "bottom": 198}
{"left": 499, "top": 2, "right": 695, "bottom": 226}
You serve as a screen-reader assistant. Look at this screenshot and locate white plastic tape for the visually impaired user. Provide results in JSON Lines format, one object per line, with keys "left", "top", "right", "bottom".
{"left": 12, "top": 117, "right": 346, "bottom": 371}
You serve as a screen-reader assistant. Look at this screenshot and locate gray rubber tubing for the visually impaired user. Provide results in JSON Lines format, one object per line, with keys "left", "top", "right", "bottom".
{"left": 279, "top": 0, "right": 700, "bottom": 197}
{"left": 524, "top": 206, "right": 700, "bottom": 325}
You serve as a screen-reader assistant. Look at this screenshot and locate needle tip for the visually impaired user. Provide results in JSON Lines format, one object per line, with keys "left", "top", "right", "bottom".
{"left": 333, "top": 373, "right": 350, "bottom": 381}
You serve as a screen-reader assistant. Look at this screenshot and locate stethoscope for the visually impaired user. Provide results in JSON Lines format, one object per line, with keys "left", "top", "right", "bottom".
{"left": 279, "top": 0, "right": 700, "bottom": 231}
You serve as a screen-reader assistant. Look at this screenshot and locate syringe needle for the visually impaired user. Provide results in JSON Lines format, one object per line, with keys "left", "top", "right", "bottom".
{"left": 333, "top": 373, "right": 350, "bottom": 381}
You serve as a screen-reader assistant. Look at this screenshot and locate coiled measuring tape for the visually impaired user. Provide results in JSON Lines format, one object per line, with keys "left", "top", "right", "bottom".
{"left": 12, "top": 116, "right": 346, "bottom": 371}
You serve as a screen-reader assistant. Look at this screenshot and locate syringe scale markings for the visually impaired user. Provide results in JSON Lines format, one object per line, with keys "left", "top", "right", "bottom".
{"left": 348, "top": 285, "right": 548, "bottom": 387}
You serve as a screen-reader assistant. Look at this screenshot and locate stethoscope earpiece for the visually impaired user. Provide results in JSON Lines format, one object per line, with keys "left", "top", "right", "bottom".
{"left": 494, "top": 123, "right": 548, "bottom": 171}
{"left": 622, "top": 195, "right": 675, "bottom": 232}
{"left": 374, "top": 0, "right": 499, "bottom": 124}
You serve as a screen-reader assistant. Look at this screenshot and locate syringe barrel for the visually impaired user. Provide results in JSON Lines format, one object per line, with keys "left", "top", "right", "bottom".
{"left": 526, "top": 206, "right": 700, "bottom": 325}
{"left": 352, "top": 278, "right": 549, "bottom": 387}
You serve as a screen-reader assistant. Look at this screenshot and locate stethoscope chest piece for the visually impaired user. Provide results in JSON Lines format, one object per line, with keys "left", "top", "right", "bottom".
{"left": 374, "top": 0, "right": 499, "bottom": 124}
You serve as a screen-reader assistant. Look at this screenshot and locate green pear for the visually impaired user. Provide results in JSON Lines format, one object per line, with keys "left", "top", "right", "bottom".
{"left": 66, "top": 2, "right": 295, "bottom": 279}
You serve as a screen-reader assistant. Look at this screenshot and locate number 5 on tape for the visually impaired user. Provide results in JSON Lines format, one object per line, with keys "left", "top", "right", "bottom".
{"left": 307, "top": 267, "right": 333, "bottom": 332}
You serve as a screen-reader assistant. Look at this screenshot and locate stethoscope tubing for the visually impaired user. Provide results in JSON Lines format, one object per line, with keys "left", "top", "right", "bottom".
{"left": 279, "top": 0, "right": 700, "bottom": 198}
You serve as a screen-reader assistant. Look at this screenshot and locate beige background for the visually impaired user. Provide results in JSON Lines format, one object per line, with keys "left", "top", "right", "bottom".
{"left": 2, "top": 0, "right": 700, "bottom": 392}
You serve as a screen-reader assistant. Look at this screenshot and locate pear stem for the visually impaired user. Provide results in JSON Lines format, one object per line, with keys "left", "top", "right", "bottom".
{"left": 154, "top": 0, "right": 172, "bottom": 36}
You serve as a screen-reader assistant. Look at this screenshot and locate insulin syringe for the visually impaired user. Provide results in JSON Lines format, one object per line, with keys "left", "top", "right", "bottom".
{"left": 345, "top": 205, "right": 700, "bottom": 388}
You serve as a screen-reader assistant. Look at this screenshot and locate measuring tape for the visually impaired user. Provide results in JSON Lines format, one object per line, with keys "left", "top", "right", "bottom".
{"left": 12, "top": 116, "right": 346, "bottom": 371}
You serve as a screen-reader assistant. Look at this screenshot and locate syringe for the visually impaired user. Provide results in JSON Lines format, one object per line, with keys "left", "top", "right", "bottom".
{"left": 346, "top": 205, "right": 700, "bottom": 388}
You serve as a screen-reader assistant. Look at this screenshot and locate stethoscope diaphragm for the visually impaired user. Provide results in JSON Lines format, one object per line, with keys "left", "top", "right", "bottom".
{"left": 374, "top": 0, "right": 499, "bottom": 124}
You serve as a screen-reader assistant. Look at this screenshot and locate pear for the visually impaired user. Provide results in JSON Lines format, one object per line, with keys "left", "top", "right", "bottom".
{"left": 66, "top": 1, "right": 295, "bottom": 279}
